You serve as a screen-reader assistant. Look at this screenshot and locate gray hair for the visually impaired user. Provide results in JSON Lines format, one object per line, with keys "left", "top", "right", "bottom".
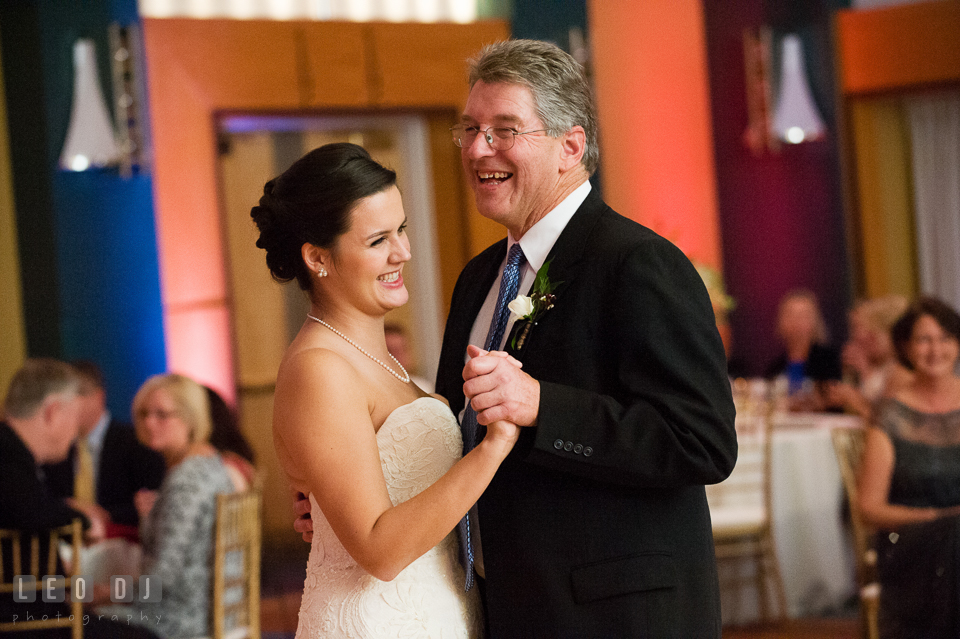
{"left": 468, "top": 39, "right": 599, "bottom": 175}
{"left": 3, "top": 358, "right": 81, "bottom": 419}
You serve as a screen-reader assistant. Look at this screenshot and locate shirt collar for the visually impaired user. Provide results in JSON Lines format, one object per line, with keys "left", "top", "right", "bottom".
{"left": 510, "top": 180, "right": 591, "bottom": 272}
{"left": 86, "top": 410, "right": 111, "bottom": 450}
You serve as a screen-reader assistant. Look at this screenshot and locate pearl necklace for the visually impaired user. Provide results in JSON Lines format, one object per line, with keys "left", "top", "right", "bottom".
{"left": 306, "top": 314, "right": 410, "bottom": 383}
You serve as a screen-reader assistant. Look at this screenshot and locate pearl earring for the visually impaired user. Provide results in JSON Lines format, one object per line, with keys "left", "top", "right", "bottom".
{"left": 317, "top": 266, "right": 328, "bottom": 278}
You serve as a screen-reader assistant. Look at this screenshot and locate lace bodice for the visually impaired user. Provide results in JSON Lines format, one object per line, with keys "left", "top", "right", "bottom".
{"left": 296, "top": 397, "right": 481, "bottom": 639}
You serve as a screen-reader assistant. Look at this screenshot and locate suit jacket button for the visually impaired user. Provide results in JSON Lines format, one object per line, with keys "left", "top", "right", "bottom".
{"left": 583, "top": 447, "right": 593, "bottom": 457}
{"left": 553, "top": 439, "right": 564, "bottom": 450}
{"left": 563, "top": 441, "right": 573, "bottom": 452}
{"left": 573, "top": 444, "right": 583, "bottom": 454}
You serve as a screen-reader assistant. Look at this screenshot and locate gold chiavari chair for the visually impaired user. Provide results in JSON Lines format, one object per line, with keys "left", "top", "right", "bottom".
{"left": 831, "top": 427, "right": 880, "bottom": 639}
{"left": 211, "top": 481, "right": 262, "bottom": 639}
{"left": 0, "top": 518, "right": 84, "bottom": 639}
{"left": 709, "top": 411, "right": 788, "bottom": 623}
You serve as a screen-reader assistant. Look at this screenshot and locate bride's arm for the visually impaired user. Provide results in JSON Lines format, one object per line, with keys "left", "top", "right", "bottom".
{"left": 274, "top": 347, "right": 517, "bottom": 582}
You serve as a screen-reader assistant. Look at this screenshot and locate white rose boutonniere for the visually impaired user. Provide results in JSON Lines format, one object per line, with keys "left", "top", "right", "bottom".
{"left": 508, "top": 295, "right": 535, "bottom": 319}
{"left": 508, "top": 259, "right": 561, "bottom": 350}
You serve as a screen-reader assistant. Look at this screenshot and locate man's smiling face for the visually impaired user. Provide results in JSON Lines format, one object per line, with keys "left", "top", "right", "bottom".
{"left": 459, "top": 80, "right": 567, "bottom": 237}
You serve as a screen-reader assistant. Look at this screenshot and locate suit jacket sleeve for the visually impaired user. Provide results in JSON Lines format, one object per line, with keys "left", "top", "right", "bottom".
{"left": 0, "top": 426, "right": 88, "bottom": 533}
{"left": 39, "top": 450, "right": 76, "bottom": 500}
{"left": 523, "top": 231, "right": 737, "bottom": 488}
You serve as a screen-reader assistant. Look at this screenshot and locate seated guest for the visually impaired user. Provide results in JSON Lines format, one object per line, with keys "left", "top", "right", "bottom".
{"left": 1, "top": 358, "right": 155, "bottom": 639}
{"left": 826, "top": 296, "right": 913, "bottom": 417}
{"left": 99, "top": 373, "right": 235, "bottom": 639}
{"left": 858, "top": 297, "right": 960, "bottom": 638}
{"left": 205, "top": 384, "right": 256, "bottom": 491}
{"left": 765, "top": 289, "right": 842, "bottom": 411}
{"left": 41, "top": 360, "right": 166, "bottom": 532}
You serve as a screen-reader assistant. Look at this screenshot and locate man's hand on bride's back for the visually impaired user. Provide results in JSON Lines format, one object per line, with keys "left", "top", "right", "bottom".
{"left": 293, "top": 491, "right": 314, "bottom": 542}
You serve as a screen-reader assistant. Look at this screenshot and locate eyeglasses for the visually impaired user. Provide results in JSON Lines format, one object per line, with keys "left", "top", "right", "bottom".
{"left": 450, "top": 125, "right": 549, "bottom": 151}
{"left": 137, "top": 408, "right": 179, "bottom": 421}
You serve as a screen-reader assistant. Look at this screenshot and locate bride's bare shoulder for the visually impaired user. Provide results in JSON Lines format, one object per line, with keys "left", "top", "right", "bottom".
{"left": 429, "top": 393, "right": 450, "bottom": 407}
{"left": 276, "top": 345, "right": 362, "bottom": 397}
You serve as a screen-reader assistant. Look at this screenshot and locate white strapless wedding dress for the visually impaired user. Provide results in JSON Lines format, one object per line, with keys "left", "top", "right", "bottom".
{"left": 296, "top": 397, "right": 482, "bottom": 639}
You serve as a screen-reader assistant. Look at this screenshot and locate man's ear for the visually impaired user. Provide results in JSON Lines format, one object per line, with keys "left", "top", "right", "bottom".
{"left": 42, "top": 396, "right": 62, "bottom": 425}
{"left": 558, "top": 126, "right": 586, "bottom": 172}
{"left": 301, "top": 242, "right": 328, "bottom": 275}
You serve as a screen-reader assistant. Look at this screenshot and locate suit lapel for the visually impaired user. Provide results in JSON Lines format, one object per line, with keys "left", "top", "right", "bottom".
{"left": 537, "top": 187, "right": 604, "bottom": 291}
{"left": 505, "top": 188, "right": 606, "bottom": 357}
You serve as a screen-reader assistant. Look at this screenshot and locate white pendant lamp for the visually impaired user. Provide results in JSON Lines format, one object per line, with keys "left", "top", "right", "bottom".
{"left": 60, "top": 39, "right": 120, "bottom": 171}
{"left": 771, "top": 34, "right": 826, "bottom": 145}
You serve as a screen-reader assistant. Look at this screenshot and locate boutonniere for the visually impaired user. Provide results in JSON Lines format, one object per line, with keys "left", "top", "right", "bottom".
{"left": 508, "top": 259, "right": 561, "bottom": 350}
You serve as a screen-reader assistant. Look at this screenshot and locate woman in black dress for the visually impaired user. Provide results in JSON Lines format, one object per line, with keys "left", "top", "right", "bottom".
{"left": 859, "top": 297, "right": 960, "bottom": 638}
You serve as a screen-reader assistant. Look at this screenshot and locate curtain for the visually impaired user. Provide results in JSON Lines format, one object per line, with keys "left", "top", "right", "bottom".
{"left": 907, "top": 91, "right": 960, "bottom": 311}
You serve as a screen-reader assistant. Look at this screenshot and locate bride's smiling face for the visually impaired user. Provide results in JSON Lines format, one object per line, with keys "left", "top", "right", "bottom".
{"left": 322, "top": 186, "right": 411, "bottom": 315}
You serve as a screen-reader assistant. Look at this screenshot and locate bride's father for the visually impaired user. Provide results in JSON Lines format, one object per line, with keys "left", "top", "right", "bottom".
{"left": 436, "top": 39, "right": 738, "bottom": 637}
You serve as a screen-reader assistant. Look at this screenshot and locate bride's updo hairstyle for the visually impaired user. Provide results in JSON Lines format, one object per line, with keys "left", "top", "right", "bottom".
{"left": 251, "top": 143, "right": 397, "bottom": 291}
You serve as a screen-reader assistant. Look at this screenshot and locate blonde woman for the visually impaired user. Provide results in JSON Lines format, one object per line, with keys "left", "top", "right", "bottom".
{"left": 100, "top": 373, "right": 234, "bottom": 639}
{"left": 827, "top": 295, "right": 913, "bottom": 416}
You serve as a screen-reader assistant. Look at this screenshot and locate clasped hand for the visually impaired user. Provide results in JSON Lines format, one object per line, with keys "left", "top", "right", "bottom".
{"left": 462, "top": 345, "right": 539, "bottom": 437}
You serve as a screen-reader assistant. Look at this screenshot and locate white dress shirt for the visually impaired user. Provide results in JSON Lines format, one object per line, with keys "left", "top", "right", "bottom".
{"left": 466, "top": 180, "right": 592, "bottom": 356}
{"left": 461, "top": 179, "right": 591, "bottom": 576}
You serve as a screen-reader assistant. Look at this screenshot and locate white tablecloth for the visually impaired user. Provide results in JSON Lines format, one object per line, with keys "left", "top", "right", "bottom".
{"left": 709, "top": 412, "right": 860, "bottom": 624}
{"left": 60, "top": 538, "right": 142, "bottom": 584}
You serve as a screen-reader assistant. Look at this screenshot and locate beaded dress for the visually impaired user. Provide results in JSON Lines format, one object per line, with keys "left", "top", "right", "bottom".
{"left": 874, "top": 398, "right": 960, "bottom": 638}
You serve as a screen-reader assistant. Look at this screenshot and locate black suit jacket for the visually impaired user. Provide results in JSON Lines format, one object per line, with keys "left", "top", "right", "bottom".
{"left": 0, "top": 423, "right": 86, "bottom": 627}
{"left": 436, "top": 190, "right": 738, "bottom": 637}
{"left": 41, "top": 418, "right": 166, "bottom": 527}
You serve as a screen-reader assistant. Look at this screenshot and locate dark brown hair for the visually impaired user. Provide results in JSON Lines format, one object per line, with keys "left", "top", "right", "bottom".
{"left": 891, "top": 296, "right": 960, "bottom": 369}
{"left": 250, "top": 143, "right": 397, "bottom": 291}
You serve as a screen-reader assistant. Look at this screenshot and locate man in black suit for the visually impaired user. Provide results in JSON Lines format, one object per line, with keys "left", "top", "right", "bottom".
{"left": 435, "top": 39, "right": 738, "bottom": 637}
{"left": 2, "top": 359, "right": 159, "bottom": 639}
{"left": 41, "top": 362, "right": 165, "bottom": 529}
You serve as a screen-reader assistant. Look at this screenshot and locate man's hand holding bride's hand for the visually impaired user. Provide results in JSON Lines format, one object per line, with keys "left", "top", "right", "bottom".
{"left": 463, "top": 345, "right": 540, "bottom": 429}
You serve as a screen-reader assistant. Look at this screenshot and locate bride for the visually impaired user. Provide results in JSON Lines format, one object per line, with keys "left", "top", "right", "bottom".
{"left": 251, "top": 143, "right": 518, "bottom": 638}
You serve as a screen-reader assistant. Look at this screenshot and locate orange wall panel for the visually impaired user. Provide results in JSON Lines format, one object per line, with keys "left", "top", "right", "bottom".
{"left": 589, "top": 0, "right": 723, "bottom": 269}
{"left": 837, "top": 1, "right": 960, "bottom": 96}
{"left": 163, "top": 305, "right": 236, "bottom": 398}
{"left": 299, "top": 22, "right": 369, "bottom": 106}
{"left": 372, "top": 22, "right": 509, "bottom": 108}
{"left": 146, "top": 19, "right": 303, "bottom": 108}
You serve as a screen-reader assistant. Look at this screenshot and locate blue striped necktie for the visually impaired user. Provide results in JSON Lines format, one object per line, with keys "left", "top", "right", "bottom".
{"left": 457, "top": 242, "right": 526, "bottom": 590}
